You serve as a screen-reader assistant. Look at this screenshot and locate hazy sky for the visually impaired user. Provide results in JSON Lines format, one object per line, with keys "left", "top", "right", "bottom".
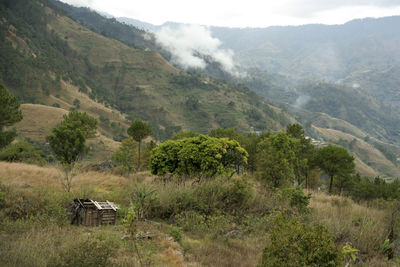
{"left": 60, "top": 0, "right": 400, "bottom": 27}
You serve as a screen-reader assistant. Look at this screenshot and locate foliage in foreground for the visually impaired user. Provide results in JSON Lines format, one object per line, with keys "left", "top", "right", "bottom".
{"left": 260, "top": 213, "right": 342, "bottom": 267}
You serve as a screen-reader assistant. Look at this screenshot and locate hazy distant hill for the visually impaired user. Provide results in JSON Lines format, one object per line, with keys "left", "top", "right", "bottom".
{"left": 210, "top": 17, "right": 400, "bottom": 79}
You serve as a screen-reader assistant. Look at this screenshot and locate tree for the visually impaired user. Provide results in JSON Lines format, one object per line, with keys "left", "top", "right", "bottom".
{"left": 127, "top": 120, "right": 151, "bottom": 171}
{"left": 46, "top": 112, "right": 97, "bottom": 191}
{"left": 112, "top": 138, "right": 137, "bottom": 174}
{"left": 256, "top": 132, "right": 298, "bottom": 187}
{"left": 150, "top": 135, "right": 248, "bottom": 180}
{"left": 61, "top": 111, "right": 97, "bottom": 138}
{"left": 314, "top": 145, "right": 355, "bottom": 194}
{"left": 286, "top": 124, "right": 316, "bottom": 188}
{"left": 0, "top": 84, "right": 23, "bottom": 149}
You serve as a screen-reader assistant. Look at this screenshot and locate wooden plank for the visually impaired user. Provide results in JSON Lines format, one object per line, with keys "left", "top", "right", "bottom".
{"left": 106, "top": 200, "right": 117, "bottom": 211}
{"left": 92, "top": 200, "right": 103, "bottom": 210}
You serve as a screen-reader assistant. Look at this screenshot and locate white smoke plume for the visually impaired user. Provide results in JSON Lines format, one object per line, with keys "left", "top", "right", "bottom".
{"left": 155, "top": 24, "right": 241, "bottom": 76}
{"left": 294, "top": 95, "right": 311, "bottom": 109}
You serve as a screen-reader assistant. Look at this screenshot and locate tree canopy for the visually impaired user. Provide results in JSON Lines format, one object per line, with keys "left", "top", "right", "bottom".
{"left": 46, "top": 111, "right": 97, "bottom": 165}
{"left": 256, "top": 132, "right": 298, "bottom": 187}
{"left": 150, "top": 135, "right": 248, "bottom": 179}
{"left": 127, "top": 119, "right": 151, "bottom": 171}
{"left": 314, "top": 145, "right": 355, "bottom": 194}
{"left": 0, "top": 84, "right": 23, "bottom": 149}
{"left": 127, "top": 120, "right": 151, "bottom": 143}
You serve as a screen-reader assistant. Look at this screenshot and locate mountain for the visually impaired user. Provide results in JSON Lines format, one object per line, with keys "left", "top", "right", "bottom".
{"left": 2, "top": 0, "right": 400, "bottom": 178}
{"left": 0, "top": 0, "right": 293, "bottom": 143}
{"left": 210, "top": 17, "right": 400, "bottom": 80}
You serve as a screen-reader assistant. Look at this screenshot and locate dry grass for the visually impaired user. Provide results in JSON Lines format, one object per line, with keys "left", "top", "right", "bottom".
{"left": 0, "top": 162, "right": 62, "bottom": 190}
{"left": 14, "top": 104, "right": 67, "bottom": 142}
{"left": 183, "top": 236, "right": 265, "bottom": 267}
{"left": 13, "top": 103, "right": 121, "bottom": 162}
{"left": 0, "top": 162, "right": 128, "bottom": 195}
{"left": 309, "top": 191, "right": 389, "bottom": 259}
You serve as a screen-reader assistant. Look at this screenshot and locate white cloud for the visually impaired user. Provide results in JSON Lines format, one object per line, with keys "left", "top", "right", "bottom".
{"left": 60, "top": 0, "right": 400, "bottom": 27}
{"left": 155, "top": 25, "right": 241, "bottom": 76}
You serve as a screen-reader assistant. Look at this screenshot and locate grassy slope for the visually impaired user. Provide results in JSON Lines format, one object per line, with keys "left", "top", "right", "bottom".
{"left": 0, "top": 162, "right": 395, "bottom": 266}
{"left": 315, "top": 126, "right": 400, "bottom": 178}
{"left": 14, "top": 103, "right": 120, "bottom": 163}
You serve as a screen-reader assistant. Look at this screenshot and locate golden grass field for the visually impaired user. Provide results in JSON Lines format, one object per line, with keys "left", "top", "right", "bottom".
{"left": 0, "top": 161, "right": 398, "bottom": 266}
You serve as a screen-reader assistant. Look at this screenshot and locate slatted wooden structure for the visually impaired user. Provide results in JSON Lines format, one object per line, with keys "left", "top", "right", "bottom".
{"left": 70, "top": 199, "right": 118, "bottom": 226}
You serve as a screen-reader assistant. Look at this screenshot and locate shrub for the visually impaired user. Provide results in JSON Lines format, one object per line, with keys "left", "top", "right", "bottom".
{"left": 169, "top": 226, "right": 182, "bottom": 243}
{"left": 0, "top": 141, "right": 45, "bottom": 165}
{"left": 281, "top": 187, "right": 311, "bottom": 213}
{"left": 260, "top": 213, "right": 342, "bottom": 267}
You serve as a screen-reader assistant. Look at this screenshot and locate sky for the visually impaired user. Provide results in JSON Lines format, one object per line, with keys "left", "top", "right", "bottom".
{"left": 60, "top": 0, "right": 400, "bottom": 28}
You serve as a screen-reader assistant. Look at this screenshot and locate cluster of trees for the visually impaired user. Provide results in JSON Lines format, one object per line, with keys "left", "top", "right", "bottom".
{"left": 150, "top": 135, "right": 248, "bottom": 179}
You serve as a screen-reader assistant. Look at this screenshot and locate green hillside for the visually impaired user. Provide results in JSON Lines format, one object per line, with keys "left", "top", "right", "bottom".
{"left": 0, "top": 0, "right": 293, "bottom": 142}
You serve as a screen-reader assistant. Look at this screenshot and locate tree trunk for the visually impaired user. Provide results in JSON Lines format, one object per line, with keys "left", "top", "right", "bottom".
{"left": 138, "top": 140, "right": 141, "bottom": 171}
{"left": 329, "top": 175, "right": 334, "bottom": 194}
{"left": 305, "top": 172, "right": 309, "bottom": 189}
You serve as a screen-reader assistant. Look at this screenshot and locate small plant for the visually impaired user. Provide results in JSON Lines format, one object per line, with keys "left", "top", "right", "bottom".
{"left": 132, "top": 185, "right": 158, "bottom": 220}
{"left": 342, "top": 243, "right": 359, "bottom": 265}
{"left": 169, "top": 226, "right": 182, "bottom": 243}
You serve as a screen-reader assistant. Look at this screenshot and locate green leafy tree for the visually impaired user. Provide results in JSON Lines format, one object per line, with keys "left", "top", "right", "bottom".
{"left": 314, "top": 145, "right": 355, "bottom": 194}
{"left": 150, "top": 135, "right": 248, "bottom": 180}
{"left": 286, "top": 124, "right": 316, "bottom": 188}
{"left": 46, "top": 112, "right": 97, "bottom": 191}
{"left": 61, "top": 111, "right": 98, "bottom": 138}
{"left": 127, "top": 120, "right": 151, "bottom": 171}
{"left": 260, "top": 213, "right": 341, "bottom": 267}
{"left": 112, "top": 138, "right": 137, "bottom": 174}
{"left": 0, "top": 84, "right": 23, "bottom": 149}
{"left": 241, "top": 132, "right": 270, "bottom": 173}
{"left": 256, "top": 132, "right": 298, "bottom": 187}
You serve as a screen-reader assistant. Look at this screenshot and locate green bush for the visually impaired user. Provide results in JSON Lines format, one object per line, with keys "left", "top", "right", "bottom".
{"left": 169, "top": 226, "right": 182, "bottom": 243}
{"left": 260, "top": 213, "right": 342, "bottom": 267}
{"left": 281, "top": 187, "right": 311, "bottom": 213}
{"left": 0, "top": 141, "right": 45, "bottom": 165}
{"left": 155, "top": 178, "right": 253, "bottom": 220}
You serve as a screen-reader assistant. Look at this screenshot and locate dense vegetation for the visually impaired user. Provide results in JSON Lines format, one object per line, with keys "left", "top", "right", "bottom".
{"left": 2, "top": 116, "right": 400, "bottom": 265}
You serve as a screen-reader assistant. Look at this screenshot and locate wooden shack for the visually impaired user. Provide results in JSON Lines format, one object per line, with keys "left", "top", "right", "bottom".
{"left": 70, "top": 199, "right": 118, "bottom": 226}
